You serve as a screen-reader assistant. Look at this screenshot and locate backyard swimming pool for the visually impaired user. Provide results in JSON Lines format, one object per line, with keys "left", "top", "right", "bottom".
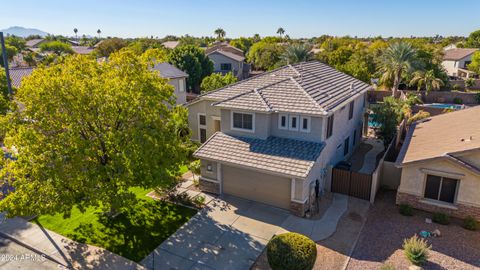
{"left": 422, "top": 103, "right": 465, "bottom": 110}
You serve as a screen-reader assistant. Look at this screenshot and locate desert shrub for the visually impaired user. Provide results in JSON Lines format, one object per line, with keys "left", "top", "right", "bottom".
{"left": 399, "top": 203, "right": 414, "bottom": 216}
{"left": 267, "top": 232, "right": 317, "bottom": 270}
{"left": 194, "top": 195, "right": 206, "bottom": 207}
{"left": 403, "top": 235, "right": 431, "bottom": 265}
{"left": 463, "top": 216, "right": 479, "bottom": 231}
{"left": 453, "top": 97, "right": 463, "bottom": 104}
{"left": 452, "top": 84, "right": 464, "bottom": 91}
{"left": 432, "top": 212, "right": 450, "bottom": 225}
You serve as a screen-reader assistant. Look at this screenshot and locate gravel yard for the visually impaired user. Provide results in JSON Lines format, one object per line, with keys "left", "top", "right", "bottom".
{"left": 347, "top": 190, "right": 480, "bottom": 270}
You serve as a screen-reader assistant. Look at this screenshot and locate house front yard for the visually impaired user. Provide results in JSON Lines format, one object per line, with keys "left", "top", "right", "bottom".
{"left": 34, "top": 165, "right": 196, "bottom": 263}
{"left": 347, "top": 190, "right": 480, "bottom": 270}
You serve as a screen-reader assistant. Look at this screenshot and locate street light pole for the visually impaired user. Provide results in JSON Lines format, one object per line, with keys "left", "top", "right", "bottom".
{"left": 0, "top": 32, "right": 13, "bottom": 96}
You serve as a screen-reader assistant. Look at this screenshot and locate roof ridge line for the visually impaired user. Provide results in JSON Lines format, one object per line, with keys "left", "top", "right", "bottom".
{"left": 289, "top": 77, "right": 326, "bottom": 113}
{"left": 253, "top": 88, "right": 273, "bottom": 112}
{"left": 211, "top": 88, "right": 256, "bottom": 106}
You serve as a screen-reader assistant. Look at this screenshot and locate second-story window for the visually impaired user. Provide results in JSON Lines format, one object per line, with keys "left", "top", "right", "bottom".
{"left": 278, "top": 114, "right": 288, "bottom": 130}
{"left": 300, "top": 116, "right": 311, "bottom": 133}
{"left": 326, "top": 115, "right": 334, "bottom": 139}
{"left": 221, "top": 63, "right": 232, "bottom": 71}
{"left": 232, "top": 112, "right": 254, "bottom": 131}
{"left": 289, "top": 115, "right": 299, "bottom": 131}
{"left": 348, "top": 101, "right": 354, "bottom": 120}
{"left": 179, "top": 79, "right": 185, "bottom": 92}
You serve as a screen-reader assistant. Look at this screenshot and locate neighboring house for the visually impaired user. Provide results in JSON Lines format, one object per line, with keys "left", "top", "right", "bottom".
{"left": 205, "top": 42, "right": 250, "bottom": 80}
{"left": 71, "top": 46, "right": 94, "bottom": 55}
{"left": 162, "top": 41, "right": 180, "bottom": 50}
{"left": 151, "top": 63, "right": 188, "bottom": 104}
{"left": 442, "top": 48, "right": 478, "bottom": 78}
{"left": 25, "top": 38, "right": 46, "bottom": 48}
{"left": 396, "top": 106, "right": 480, "bottom": 220}
{"left": 188, "top": 61, "right": 370, "bottom": 216}
{"left": 8, "top": 67, "right": 34, "bottom": 88}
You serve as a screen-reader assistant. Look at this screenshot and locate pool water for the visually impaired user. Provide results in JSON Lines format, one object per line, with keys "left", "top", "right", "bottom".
{"left": 422, "top": 103, "right": 464, "bottom": 110}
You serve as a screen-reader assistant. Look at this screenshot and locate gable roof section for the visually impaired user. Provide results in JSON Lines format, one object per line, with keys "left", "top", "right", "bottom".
{"left": 443, "top": 48, "right": 478, "bottom": 61}
{"left": 151, "top": 63, "right": 188, "bottom": 79}
{"left": 207, "top": 50, "right": 245, "bottom": 62}
{"left": 396, "top": 106, "right": 480, "bottom": 166}
{"left": 25, "top": 39, "right": 45, "bottom": 48}
{"left": 9, "top": 67, "right": 34, "bottom": 88}
{"left": 193, "top": 132, "right": 325, "bottom": 179}
{"left": 198, "top": 61, "right": 370, "bottom": 114}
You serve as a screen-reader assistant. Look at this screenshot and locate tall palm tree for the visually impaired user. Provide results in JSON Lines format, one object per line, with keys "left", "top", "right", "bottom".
{"left": 214, "top": 28, "right": 226, "bottom": 40}
{"left": 378, "top": 42, "right": 418, "bottom": 97}
{"left": 410, "top": 70, "right": 444, "bottom": 94}
{"left": 277, "top": 27, "right": 285, "bottom": 37}
{"left": 282, "top": 43, "right": 312, "bottom": 64}
{"left": 73, "top": 28, "right": 78, "bottom": 39}
{"left": 97, "top": 29, "right": 102, "bottom": 38}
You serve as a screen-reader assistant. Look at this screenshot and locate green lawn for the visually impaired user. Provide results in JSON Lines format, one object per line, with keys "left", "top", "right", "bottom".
{"left": 34, "top": 165, "right": 196, "bottom": 262}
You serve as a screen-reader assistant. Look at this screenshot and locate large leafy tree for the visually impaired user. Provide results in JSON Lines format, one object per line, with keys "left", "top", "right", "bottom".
{"left": 410, "top": 70, "right": 444, "bottom": 94}
{"left": 229, "top": 37, "right": 253, "bottom": 53}
{"left": 200, "top": 72, "right": 238, "bottom": 93}
{"left": 0, "top": 51, "right": 190, "bottom": 217}
{"left": 247, "top": 41, "right": 285, "bottom": 70}
{"left": 5, "top": 36, "right": 26, "bottom": 51}
{"left": 0, "top": 44, "right": 17, "bottom": 67}
{"left": 0, "top": 68, "right": 9, "bottom": 114}
{"left": 168, "top": 45, "right": 213, "bottom": 92}
{"left": 468, "top": 51, "right": 480, "bottom": 74}
{"left": 39, "top": 41, "right": 74, "bottom": 55}
{"left": 214, "top": 28, "right": 226, "bottom": 40}
{"left": 94, "top": 37, "right": 128, "bottom": 58}
{"left": 466, "top": 29, "right": 480, "bottom": 48}
{"left": 377, "top": 42, "right": 418, "bottom": 96}
{"left": 281, "top": 43, "right": 312, "bottom": 64}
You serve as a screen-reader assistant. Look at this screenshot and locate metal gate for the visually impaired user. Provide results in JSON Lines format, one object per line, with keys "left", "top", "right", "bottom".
{"left": 331, "top": 168, "right": 372, "bottom": 201}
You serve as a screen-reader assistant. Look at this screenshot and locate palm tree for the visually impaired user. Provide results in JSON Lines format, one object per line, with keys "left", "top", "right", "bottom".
{"left": 410, "top": 70, "right": 444, "bottom": 94}
{"left": 277, "top": 27, "right": 285, "bottom": 37}
{"left": 282, "top": 43, "right": 312, "bottom": 64}
{"left": 97, "top": 29, "right": 102, "bottom": 38}
{"left": 73, "top": 28, "right": 78, "bottom": 39}
{"left": 214, "top": 28, "right": 226, "bottom": 40}
{"left": 377, "top": 42, "right": 418, "bottom": 97}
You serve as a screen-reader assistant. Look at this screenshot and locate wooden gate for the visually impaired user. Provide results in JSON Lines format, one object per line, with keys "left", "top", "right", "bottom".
{"left": 331, "top": 168, "right": 372, "bottom": 201}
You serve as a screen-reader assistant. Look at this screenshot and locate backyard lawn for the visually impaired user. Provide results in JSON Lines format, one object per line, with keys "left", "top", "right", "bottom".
{"left": 34, "top": 165, "right": 196, "bottom": 262}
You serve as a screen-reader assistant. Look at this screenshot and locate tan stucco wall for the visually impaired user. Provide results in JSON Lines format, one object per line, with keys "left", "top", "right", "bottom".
{"left": 399, "top": 159, "right": 480, "bottom": 207}
{"left": 168, "top": 77, "right": 187, "bottom": 105}
{"left": 220, "top": 109, "right": 271, "bottom": 139}
{"left": 270, "top": 114, "right": 324, "bottom": 142}
{"left": 187, "top": 100, "right": 221, "bottom": 141}
{"left": 200, "top": 160, "right": 218, "bottom": 180}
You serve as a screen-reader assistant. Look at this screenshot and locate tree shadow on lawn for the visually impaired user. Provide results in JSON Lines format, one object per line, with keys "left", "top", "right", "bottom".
{"left": 65, "top": 199, "right": 196, "bottom": 262}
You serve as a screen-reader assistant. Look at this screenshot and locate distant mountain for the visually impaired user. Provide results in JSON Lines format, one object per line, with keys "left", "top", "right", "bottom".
{"left": 1, "top": 26, "right": 49, "bottom": 38}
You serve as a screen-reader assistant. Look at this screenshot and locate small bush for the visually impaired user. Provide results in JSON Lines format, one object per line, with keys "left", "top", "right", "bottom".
{"left": 463, "top": 216, "right": 479, "bottom": 231}
{"left": 452, "top": 84, "right": 464, "bottom": 91}
{"left": 194, "top": 195, "right": 206, "bottom": 207}
{"left": 399, "top": 203, "right": 414, "bottom": 216}
{"left": 453, "top": 97, "right": 463, "bottom": 104}
{"left": 267, "top": 232, "right": 317, "bottom": 270}
{"left": 432, "top": 212, "right": 450, "bottom": 225}
{"left": 403, "top": 235, "right": 431, "bottom": 266}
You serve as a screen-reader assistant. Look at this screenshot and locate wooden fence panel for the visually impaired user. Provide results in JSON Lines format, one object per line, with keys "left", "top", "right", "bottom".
{"left": 350, "top": 172, "right": 372, "bottom": 201}
{"left": 331, "top": 168, "right": 350, "bottom": 195}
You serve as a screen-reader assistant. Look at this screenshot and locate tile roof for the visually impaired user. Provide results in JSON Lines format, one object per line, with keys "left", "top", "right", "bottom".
{"left": 207, "top": 49, "right": 245, "bottom": 62}
{"left": 71, "top": 46, "right": 94, "bottom": 55}
{"left": 199, "top": 61, "right": 370, "bottom": 114}
{"left": 8, "top": 67, "right": 34, "bottom": 88}
{"left": 443, "top": 48, "right": 478, "bottom": 61}
{"left": 205, "top": 42, "right": 244, "bottom": 57}
{"left": 25, "top": 39, "right": 45, "bottom": 48}
{"left": 396, "top": 106, "right": 480, "bottom": 165}
{"left": 193, "top": 132, "right": 325, "bottom": 178}
{"left": 151, "top": 62, "right": 188, "bottom": 78}
{"left": 162, "top": 41, "right": 180, "bottom": 49}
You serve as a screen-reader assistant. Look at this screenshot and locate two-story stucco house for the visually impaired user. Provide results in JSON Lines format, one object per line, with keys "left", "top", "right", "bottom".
{"left": 151, "top": 62, "right": 188, "bottom": 104}
{"left": 205, "top": 42, "right": 250, "bottom": 80}
{"left": 441, "top": 48, "right": 478, "bottom": 78}
{"left": 396, "top": 106, "right": 480, "bottom": 220}
{"left": 187, "top": 61, "right": 370, "bottom": 216}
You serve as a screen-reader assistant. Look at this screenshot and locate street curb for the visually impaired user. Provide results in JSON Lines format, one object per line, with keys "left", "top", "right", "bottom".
{"left": 0, "top": 230, "right": 70, "bottom": 269}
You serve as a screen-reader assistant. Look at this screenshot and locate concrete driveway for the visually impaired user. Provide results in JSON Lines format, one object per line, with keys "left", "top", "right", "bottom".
{"left": 141, "top": 195, "right": 291, "bottom": 270}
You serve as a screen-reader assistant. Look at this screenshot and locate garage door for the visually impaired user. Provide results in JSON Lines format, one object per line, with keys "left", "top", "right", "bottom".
{"left": 222, "top": 165, "right": 291, "bottom": 209}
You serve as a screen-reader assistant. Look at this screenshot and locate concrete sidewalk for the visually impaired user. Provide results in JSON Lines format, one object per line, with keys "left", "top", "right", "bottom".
{"left": 358, "top": 138, "right": 384, "bottom": 174}
{"left": 0, "top": 217, "right": 144, "bottom": 270}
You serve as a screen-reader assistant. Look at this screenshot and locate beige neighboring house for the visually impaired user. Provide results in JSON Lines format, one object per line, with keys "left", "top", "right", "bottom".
{"left": 25, "top": 38, "right": 47, "bottom": 48}
{"left": 188, "top": 61, "right": 370, "bottom": 216}
{"left": 205, "top": 42, "right": 250, "bottom": 80}
{"left": 162, "top": 41, "right": 180, "bottom": 50}
{"left": 151, "top": 63, "right": 188, "bottom": 104}
{"left": 442, "top": 48, "right": 478, "bottom": 78}
{"left": 396, "top": 106, "right": 480, "bottom": 220}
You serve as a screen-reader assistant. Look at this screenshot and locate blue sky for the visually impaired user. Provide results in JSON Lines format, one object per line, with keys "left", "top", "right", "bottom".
{"left": 1, "top": 0, "right": 479, "bottom": 38}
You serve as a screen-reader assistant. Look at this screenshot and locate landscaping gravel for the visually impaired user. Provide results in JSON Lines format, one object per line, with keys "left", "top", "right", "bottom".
{"left": 347, "top": 191, "right": 480, "bottom": 270}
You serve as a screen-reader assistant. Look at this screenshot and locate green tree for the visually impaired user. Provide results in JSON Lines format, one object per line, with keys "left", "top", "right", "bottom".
{"left": 377, "top": 42, "right": 418, "bottom": 96}
{"left": 281, "top": 43, "right": 312, "bottom": 64}
{"left": 23, "top": 51, "right": 37, "bottom": 67}
{"left": 410, "top": 70, "right": 444, "bottom": 94}
{"left": 214, "top": 28, "right": 226, "bottom": 40}
{"left": 73, "top": 28, "right": 78, "bottom": 39}
{"left": 97, "top": 29, "right": 102, "bottom": 38}
{"left": 128, "top": 38, "right": 164, "bottom": 54}
{"left": 277, "top": 27, "right": 285, "bottom": 37}
{"left": 168, "top": 45, "right": 213, "bottom": 92}
{"left": 200, "top": 72, "right": 238, "bottom": 93}
{"left": 468, "top": 51, "right": 480, "bottom": 74}
{"left": 39, "top": 41, "right": 74, "bottom": 55}
{"left": 0, "top": 51, "right": 190, "bottom": 217}
{"left": 5, "top": 36, "right": 26, "bottom": 51}
{"left": 371, "top": 96, "right": 405, "bottom": 145}
{"left": 229, "top": 37, "right": 253, "bottom": 53}
{"left": 247, "top": 41, "right": 285, "bottom": 70}
{"left": 465, "top": 78, "right": 475, "bottom": 91}
{"left": 0, "top": 44, "right": 17, "bottom": 67}
{"left": 140, "top": 48, "right": 169, "bottom": 63}
{"left": 94, "top": 38, "right": 128, "bottom": 58}
{"left": 466, "top": 29, "right": 480, "bottom": 48}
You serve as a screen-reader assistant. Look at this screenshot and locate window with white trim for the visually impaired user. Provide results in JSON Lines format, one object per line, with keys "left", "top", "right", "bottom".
{"left": 232, "top": 112, "right": 254, "bottom": 131}
{"left": 178, "top": 79, "right": 185, "bottom": 92}
{"left": 300, "top": 116, "right": 311, "bottom": 132}
{"left": 198, "top": 113, "right": 207, "bottom": 143}
{"left": 289, "top": 115, "right": 299, "bottom": 130}
{"left": 424, "top": 174, "right": 458, "bottom": 204}
{"left": 278, "top": 114, "right": 288, "bottom": 130}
